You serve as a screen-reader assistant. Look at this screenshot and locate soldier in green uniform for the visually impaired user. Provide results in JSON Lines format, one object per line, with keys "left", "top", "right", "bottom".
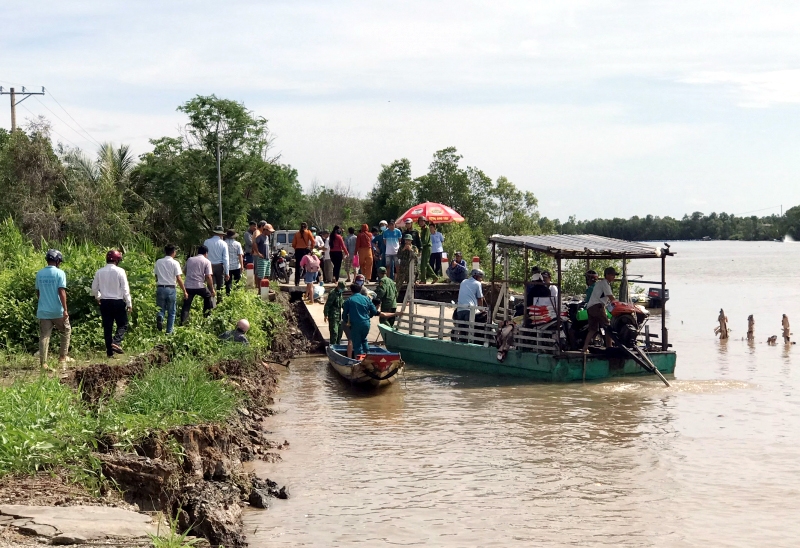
{"left": 417, "top": 216, "right": 438, "bottom": 284}
{"left": 375, "top": 266, "right": 398, "bottom": 326}
{"left": 395, "top": 234, "right": 419, "bottom": 288}
{"left": 323, "top": 281, "right": 346, "bottom": 344}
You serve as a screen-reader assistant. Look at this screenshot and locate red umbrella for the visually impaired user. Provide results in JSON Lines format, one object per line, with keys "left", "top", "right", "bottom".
{"left": 398, "top": 202, "right": 465, "bottom": 224}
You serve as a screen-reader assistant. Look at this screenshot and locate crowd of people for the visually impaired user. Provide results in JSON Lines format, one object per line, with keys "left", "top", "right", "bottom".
{"left": 288, "top": 217, "right": 470, "bottom": 294}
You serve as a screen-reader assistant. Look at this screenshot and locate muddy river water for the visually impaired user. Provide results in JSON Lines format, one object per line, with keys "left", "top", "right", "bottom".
{"left": 245, "top": 241, "right": 800, "bottom": 547}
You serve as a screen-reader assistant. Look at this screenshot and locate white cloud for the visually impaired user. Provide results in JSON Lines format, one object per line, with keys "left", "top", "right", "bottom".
{"left": 684, "top": 70, "right": 800, "bottom": 107}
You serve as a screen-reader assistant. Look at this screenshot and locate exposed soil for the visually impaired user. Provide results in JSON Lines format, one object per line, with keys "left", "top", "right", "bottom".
{"left": 0, "top": 297, "right": 310, "bottom": 547}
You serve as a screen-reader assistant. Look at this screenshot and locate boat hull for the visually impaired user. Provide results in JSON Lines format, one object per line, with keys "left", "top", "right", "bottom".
{"left": 379, "top": 325, "right": 676, "bottom": 382}
{"left": 326, "top": 344, "right": 404, "bottom": 387}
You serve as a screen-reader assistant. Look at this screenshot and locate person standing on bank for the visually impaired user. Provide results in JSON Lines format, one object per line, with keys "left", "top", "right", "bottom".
{"left": 417, "top": 216, "right": 438, "bottom": 284}
{"left": 344, "top": 227, "right": 357, "bottom": 282}
{"left": 91, "top": 250, "right": 131, "bottom": 358}
{"left": 356, "top": 224, "right": 373, "bottom": 282}
{"left": 35, "top": 249, "right": 71, "bottom": 368}
{"left": 320, "top": 229, "right": 334, "bottom": 283}
{"left": 292, "top": 222, "right": 315, "bottom": 287}
{"left": 225, "top": 229, "right": 244, "bottom": 295}
{"left": 429, "top": 223, "right": 445, "bottom": 277}
{"left": 581, "top": 266, "right": 618, "bottom": 352}
{"left": 243, "top": 221, "right": 257, "bottom": 265}
{"left": 329, "top": 225, "right": 348, "bottom": 282}
{"left": 253, "top": 221, "right": 274, "bottom": 288}
{"left": 181, "top": 245, "right": 216, "bottom": 325}
{"left": 203, "top": 226, "right": 230, "bottom": 299}
{"left": 154, "top": 244, "right": 187, "bottom": 334}
{"left": 382, "top": 219, "right": 402, "bottom": 280}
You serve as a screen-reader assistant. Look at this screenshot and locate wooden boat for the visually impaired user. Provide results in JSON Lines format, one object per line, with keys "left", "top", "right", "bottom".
{"left": 325, "top": 344, "right": 404, "bottom": 387}
{"left": 383, "top": 234, "right": 677, "bottom": 384}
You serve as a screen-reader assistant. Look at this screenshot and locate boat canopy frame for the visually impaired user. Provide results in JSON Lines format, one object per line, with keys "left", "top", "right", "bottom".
{"left": 488, "top": 234, "right": 675, "bottom": 352}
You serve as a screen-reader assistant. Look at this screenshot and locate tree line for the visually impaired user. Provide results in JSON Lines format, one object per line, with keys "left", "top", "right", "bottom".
{"left": 1, "top": 93, "right": 798, "bottom": 258}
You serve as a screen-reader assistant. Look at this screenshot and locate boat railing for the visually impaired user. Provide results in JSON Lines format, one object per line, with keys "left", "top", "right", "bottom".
{"left": 395, "top": 299, "right": 559, "bottom": 353}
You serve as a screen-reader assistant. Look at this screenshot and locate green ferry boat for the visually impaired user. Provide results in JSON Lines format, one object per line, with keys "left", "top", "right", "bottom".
{"left": 381, "top": 234, "right": 676, "bottom": 384}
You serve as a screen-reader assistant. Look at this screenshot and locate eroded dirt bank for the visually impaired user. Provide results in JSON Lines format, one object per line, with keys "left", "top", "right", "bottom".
{"left": 0, "top": 293, "right": 311, "bottom": 547}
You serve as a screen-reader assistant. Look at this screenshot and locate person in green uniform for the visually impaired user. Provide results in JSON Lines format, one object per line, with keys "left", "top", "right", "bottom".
{"left": 324, "top": 281, "right": 346, "bottom": 344}
{"left": 395, "top": 234, "right": 419, "bottom": 287}
{"left": 375, "top": 267, "right": 398, "bottom": 326}
{"left": 343, "top": 282, "right": 379, "bottom": 356}
{"left": 417, "top": 216, "right": 438, "bottom": 284}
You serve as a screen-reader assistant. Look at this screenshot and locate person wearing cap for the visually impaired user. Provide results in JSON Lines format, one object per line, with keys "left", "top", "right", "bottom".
{"left": 91, "top": 250, "right": 131, "bottom": 358}
{"left": 323, "top": 281, "right": 346, "bottom": 345}
{"left": 154, "top": 244, "right": 187, "bottom": 334}
{"left": 445, "top": 251, "right": 468, "bottom": 284}
{"left": 35, "top": 249, "right": 70, "bottom": 368}
{"left": 292, "top": 222, "right": 315, "bottom": 287}
{"left": 382, "top": 220, "right": 402, "bottom": 280}
{"left": 429, "top": 223, "right": 445, "bottom": 277}
{"left": 203, "top": 226, "right": 230, "bottom": 299}
{"left": 379, "top": 220, "right": 388, "bottom": 232}
{"left": 375, "top": 266, "right": 398, "bottom": 326}
{"left": 343, "top": 282, "right": 379, "bottom": 357}
{"left": 311, "top": 226, "right": 325, "bottom": 253}
{"left": 220, "top": 319, "right": 250, "bottom": 345}
{"left": 181, "top": 245, "right": 216, "bottom": 325}
{"left": 584, "top": 270, "right": 598, "bottom": 302}
{"left": 582, "top": 266, "right": 619, "bottom": 352}
{"left": 253, "top": 221, "right": 274, "bottom": 289}
{"left": 417, "top": 216, "right": 438, "bottom": 284}
{"left": 453, "top": 269, "right": 485, "bottom": 341}
{"left": 356, "top": 224, "right": 373, "bottom": 282}
{"left": 396, "top": 234, "right": 419, "bottom": 287}
{"left": 402, "top": 218, "right": 421, "bottom": 251}
{"left": 243, "top": 221, "right": 257, "bottom": 265}
{"left": 225, "top": 229, "right": 244, "bottom": 295}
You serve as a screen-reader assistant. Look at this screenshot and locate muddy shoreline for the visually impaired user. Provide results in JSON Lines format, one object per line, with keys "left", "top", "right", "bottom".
{"left": 0, "top": 294, "right": 314, "bottom": 547}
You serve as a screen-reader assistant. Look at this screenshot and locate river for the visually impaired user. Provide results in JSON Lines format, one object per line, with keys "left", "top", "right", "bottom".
{"left": 245, "top": 240, "right": 800, "bottom": 547}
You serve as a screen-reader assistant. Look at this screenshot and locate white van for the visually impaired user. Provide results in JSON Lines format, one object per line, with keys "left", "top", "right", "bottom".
{"left": 272, "top": 230, "right": 295, "bottom": 258}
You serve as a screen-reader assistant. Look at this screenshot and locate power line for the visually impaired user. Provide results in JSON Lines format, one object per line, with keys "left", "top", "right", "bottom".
{"left": 30, "top": 95, "right": 99, "bottom": 147}
{"left": 19, "top": 103, "right": 81, "bottom": 149}
{"left": 44, "top": 88, "right": 102, "bottom": 147}
{"left": 733, "top": 205, "right": 781, "bottom": 216}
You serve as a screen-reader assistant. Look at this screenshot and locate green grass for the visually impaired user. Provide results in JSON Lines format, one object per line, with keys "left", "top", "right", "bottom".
{"left": 0, "top": 375, "right": 99, "bottom": 481}
{"left": 100, "top": 359, "right": 239, "bottom": 450}
{"left": 149, "top": 513, "right": 205, "bottom": 548}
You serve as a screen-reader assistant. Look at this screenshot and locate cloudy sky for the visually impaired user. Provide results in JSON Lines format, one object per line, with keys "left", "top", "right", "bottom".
{"left": 3, "top": 0, "right": 800, "bottom": 220}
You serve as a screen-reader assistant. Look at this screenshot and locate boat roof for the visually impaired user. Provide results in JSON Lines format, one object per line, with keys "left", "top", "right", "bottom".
{"left": 489, "top": 234, "right": 671, "bottom": 259}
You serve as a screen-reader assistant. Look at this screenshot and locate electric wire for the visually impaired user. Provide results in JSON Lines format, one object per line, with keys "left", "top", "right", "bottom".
{"left": 44, "top": 88, "right": 102, "bottom": 147}
{"left": 32, "top": 95, "right": 101, "bottom": 148}
{"left": 733, "top": 205, "right": 782, "bottom": 216}
{"left": 19, "top": 103, "right": 81, "bottom": 149}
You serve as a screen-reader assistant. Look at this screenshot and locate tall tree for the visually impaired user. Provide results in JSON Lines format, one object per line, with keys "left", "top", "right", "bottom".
{"left": 367, "top": 159, "right": 416, "bottom": 225}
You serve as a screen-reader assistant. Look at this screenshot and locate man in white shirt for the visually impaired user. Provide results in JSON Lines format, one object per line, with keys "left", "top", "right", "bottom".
{"left": 320, "top": 229, "right": 333, "bottom": 283}
{"left": 181, "top": 245, "right": 216, "bottom": 325}
{"left": 582, "top": 266, "right": 618, "bottom": 352}
{"left": 91, "top": 249, "right": 132, "bottom": 358}
{"left": 154, "top": 244, "right": 187, "bottom": 334}
{"left": 202, "top": 226, "right": 230, "bottom": 299}
{"left": 224, "top": 229, "right": 244, "bottom": 295}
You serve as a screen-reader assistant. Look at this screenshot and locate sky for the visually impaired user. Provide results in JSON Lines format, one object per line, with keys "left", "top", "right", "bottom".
{"left": 2, "top": 0, "right": 800, "bottom": 221}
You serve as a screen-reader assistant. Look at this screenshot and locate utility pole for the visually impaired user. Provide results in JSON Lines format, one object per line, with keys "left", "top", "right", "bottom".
{"left": 216, "top": 136, "right": 223, "bottom": 227}
{"left": 0, "top": 86, "right": 46, "bottom": 132}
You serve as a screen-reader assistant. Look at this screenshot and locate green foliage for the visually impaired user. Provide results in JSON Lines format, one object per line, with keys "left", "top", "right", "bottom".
{"left": 149, "top": 513, "right": 204, "bottom": 548}
{"left": 0, "top": 375, "right": 99, "bottom": 479}
{"left": 100, "top": 359, "right": 238, "bottom": 448}
{"left": 132, "top": 95, "right": 304, "bottom": 247}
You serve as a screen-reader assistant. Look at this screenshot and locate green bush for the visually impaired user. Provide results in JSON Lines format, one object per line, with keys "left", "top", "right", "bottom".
{"left": 0, "top": 375, "right": 98, "bottom": 478}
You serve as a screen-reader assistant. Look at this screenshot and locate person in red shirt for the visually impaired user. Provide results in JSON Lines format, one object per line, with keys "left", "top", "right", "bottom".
{"left": 329, "top": 225, "right": 348, "bottom": 282}
{"left": 356, "top": 224, "right": 373, "bottom": 280}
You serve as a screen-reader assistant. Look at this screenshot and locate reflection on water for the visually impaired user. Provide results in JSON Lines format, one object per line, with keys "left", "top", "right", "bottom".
{"left": 245, "top": 242, "right": 800, "bottom": 547}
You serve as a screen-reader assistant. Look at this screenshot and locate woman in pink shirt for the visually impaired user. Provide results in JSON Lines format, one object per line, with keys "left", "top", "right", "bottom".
{"left": 329, "top": 225, "right": 348, "bottom": 282}
{"left": 299, "top": 250, "right": 321, "bottom": 303}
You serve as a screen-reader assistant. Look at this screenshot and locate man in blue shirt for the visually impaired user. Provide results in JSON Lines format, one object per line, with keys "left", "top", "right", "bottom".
{"left": 381, "top": 219, "right": 402, "bottom": 280}
{"left": 203, "top": 226, "right": 230, "bottom": 300}
{"left": 453, "top": 269, "right": 485, "bottom": 342}
{"left": 446, "top": 251, "right": 468, "bottom": 284}
{"left": 343, "top": 283, "right": 379, "bottom": 357}
{"left": 35, "top": 249, "right": 71, "bottom": 368}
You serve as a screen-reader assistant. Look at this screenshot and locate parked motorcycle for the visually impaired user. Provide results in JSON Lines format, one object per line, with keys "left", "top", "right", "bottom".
{"left": 270, "top": 249, "right": 292, "bottom": 284}
{"left": 568, "top": 300, "right": 649, "bottom": 350}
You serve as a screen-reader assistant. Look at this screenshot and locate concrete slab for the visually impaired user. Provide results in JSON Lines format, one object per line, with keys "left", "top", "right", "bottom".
{"left": 0, "top": 505, "right": 157, "bottom": 541}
